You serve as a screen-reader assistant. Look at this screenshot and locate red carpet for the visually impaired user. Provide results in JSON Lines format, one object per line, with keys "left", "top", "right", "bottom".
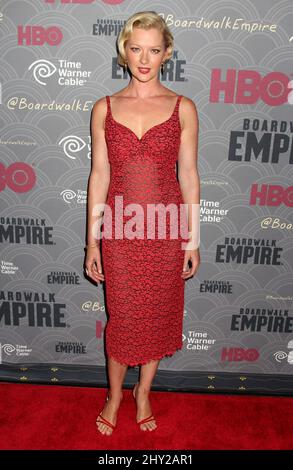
{"left": 0, "top": 382, "right": 292, "bottom": 450}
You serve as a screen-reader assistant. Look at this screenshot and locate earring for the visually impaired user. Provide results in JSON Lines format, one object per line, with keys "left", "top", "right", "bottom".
{"left": 123, "top": 61, "right": 127, "bottom": 72}
{"left": 161, "top": 62, "right": 165, "bottom": 74}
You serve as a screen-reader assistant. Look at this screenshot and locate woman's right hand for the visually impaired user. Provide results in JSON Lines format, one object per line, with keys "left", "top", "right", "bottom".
{"left": 85, "top": 245, "right": 105, "bottom": 284}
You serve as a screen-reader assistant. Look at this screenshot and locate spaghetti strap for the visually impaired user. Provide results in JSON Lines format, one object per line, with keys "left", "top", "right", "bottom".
{"left": 105, "top": 95, "right": 110, "bottom": 115}
{"left": 174, "top": 95, "right": 183, "bottom": 121}
{"left": 176, "top": 94, "right": 183, "bottom": 109}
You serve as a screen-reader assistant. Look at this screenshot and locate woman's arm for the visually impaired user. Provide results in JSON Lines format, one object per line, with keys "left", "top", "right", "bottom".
{"left": 178, "top": 96, "right": 200, "bottom": 278}
{"left": 87, "top": 97, "right": 110, "bottom": 246}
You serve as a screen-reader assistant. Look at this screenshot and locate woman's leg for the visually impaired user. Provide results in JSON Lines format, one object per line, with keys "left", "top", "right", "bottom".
{"left": 134, "top": 359, "right": 160, "bottom": 431}
{"left": 96, "top": 356, "right": 128, "bottom": 435}
{"left": 108, "top": 355, "right": 129, "bottom": 399}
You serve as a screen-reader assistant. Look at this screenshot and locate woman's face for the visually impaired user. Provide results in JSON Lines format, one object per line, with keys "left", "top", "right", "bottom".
{"left": 124, "top": 26, "right": 170, "bottom": 80}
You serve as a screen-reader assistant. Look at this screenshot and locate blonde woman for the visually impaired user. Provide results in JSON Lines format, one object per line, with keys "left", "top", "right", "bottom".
{"left": 85, "top": 10, "right": 200, "bottom": 436}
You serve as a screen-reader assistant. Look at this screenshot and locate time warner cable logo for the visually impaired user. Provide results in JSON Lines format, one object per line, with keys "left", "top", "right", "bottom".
{"left": 28, "top": 59, "right": 92, "bottom": 86}
{"left": 0, "top": 343, "right": 16, "bottom": 364}
{"left": 273, "top": 340, "right": 293, "bottom": 364}
{"left": 59, "top": 135, "right": 90, "bottom": 159}
{"left": 28, "top": 60, "right": 56, "bottom": 85}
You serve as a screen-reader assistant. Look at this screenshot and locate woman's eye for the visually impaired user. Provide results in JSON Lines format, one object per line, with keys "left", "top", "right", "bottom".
{"left": 130, "top": 48, "right": 160, "bottom": 53}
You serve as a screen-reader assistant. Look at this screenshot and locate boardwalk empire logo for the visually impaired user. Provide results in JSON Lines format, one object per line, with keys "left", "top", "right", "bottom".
{"left": 228, "top": 119, "right": 293, "bottom": 165}
{"left": 0, "top": 291, "right": 67, "bottom": 327}
{"left": 231, "top": 308, "right": 293, "bottom": 333}
{"left": 216, "top": 237, "right": 282, "bottom": 264}
{"left": 0, "top": 217, "right": 54, "bottom": 245}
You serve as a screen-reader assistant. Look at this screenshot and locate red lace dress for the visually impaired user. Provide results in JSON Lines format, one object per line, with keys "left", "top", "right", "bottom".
{"left": 101, "top": 94, "right": 187, "bottom": 366}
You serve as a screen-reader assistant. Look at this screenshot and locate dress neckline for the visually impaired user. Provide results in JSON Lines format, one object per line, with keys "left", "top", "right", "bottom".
{"left": 106, "top": 94, "right": 182, "bottom": 142}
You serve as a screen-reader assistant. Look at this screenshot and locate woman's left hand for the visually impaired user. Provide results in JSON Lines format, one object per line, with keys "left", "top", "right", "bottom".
{"left": 181, "top": 248, "right": 200, "bottom": 280}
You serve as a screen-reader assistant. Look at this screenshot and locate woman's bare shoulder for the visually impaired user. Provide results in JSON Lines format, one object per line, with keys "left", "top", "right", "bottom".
{"left": 180, "top": 94, "right": 197, "bottom": 106}
{"left": 180, "top": 95, "right": 198, "bottom": 114}
{"left": 90, "top": 97, "right": 109, "bottom": 131}
{"left": 92, "top": 95, "right": 108, "bottom": 110}
{"left": 91, "top": 96, "right": 108, "bottom": 120}
{"left": 179, "top": 96, "right": 198, "bottom": 129}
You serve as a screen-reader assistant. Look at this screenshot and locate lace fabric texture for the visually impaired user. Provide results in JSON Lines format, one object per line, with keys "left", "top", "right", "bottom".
{"left": 101, "top": 94, "right": 186, "bottom": 366}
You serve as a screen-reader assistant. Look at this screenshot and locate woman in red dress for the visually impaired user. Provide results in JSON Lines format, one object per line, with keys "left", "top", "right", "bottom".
{"left": 85, "top": 11, "right": 200, "bottom": 436}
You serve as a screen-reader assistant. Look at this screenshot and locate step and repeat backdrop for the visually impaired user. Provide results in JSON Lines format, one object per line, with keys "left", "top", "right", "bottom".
{"left": 1, "top": 0, "right": 293, "bottom": 390}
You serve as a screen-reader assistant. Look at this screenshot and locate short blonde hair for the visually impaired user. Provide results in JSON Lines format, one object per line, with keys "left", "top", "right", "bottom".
{"left": 117, "top": 11, "right": 174, "bottom": 67}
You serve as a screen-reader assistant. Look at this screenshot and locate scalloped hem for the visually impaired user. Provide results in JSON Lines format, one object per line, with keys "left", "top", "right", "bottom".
{"left": 107, "top": 344, "right": 183, "bottom": 367}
